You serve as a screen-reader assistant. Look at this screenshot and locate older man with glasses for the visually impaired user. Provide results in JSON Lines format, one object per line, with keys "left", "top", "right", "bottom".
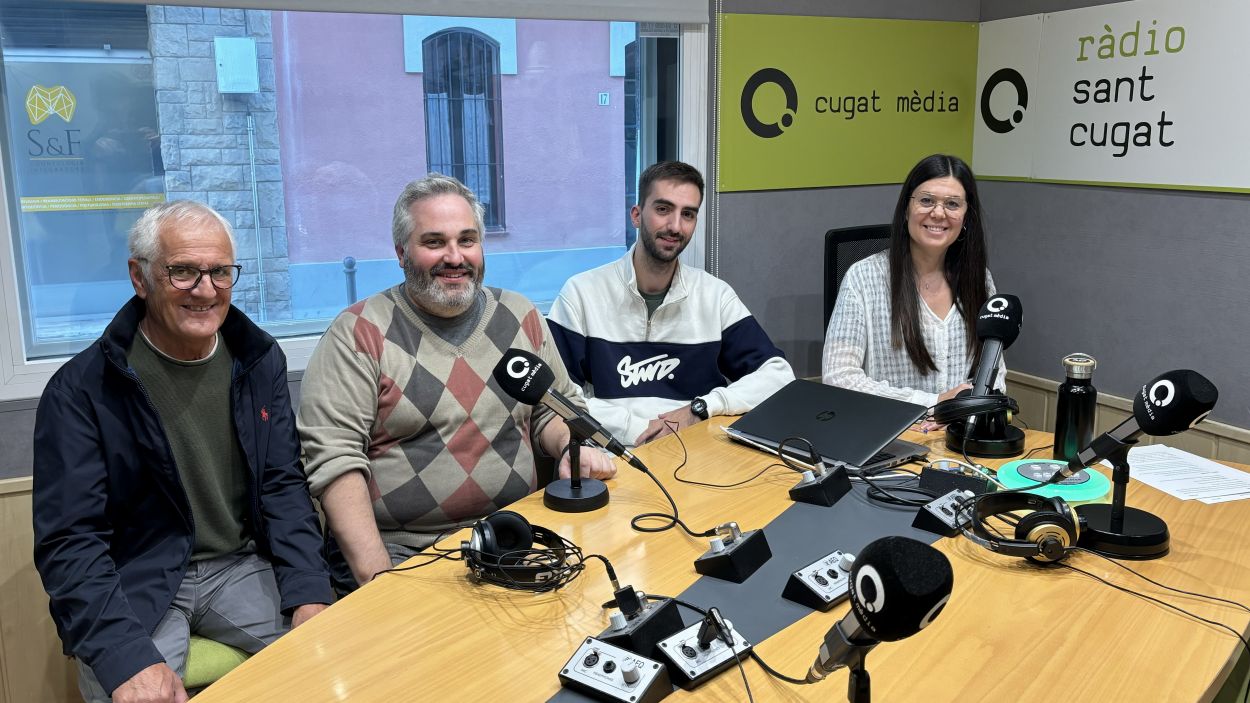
{"left": 32, "top": 200, "right": 333, "bottom": 703}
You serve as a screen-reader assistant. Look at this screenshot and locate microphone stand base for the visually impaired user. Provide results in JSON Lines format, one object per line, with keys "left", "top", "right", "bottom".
{"left": 543, "top": 479, "right": 609, "bottom": 513}
{"left": 944, "top": 421, "right": 1025, "bottom": 458}
{"left": 1075, "top": 503, "right": 1170, "bottom": 560}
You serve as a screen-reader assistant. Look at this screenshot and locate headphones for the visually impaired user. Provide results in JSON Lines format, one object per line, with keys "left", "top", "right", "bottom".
{"left": 930, "top": 394, "right": 1019, "bottom": 425}
{"left": 461, "top": 510, "right": 581, "bottom": 590}
{"left": 963, "top": 492, "right": 1080, "bottom": 563}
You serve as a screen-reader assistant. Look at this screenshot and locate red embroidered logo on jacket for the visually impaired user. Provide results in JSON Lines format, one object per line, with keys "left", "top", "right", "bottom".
{"left": 260, "top": 406, "right": 269, "bottom": 422}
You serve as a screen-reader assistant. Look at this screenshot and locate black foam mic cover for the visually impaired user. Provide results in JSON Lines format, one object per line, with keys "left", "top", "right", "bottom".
{"left": 492, "top": 349, "right": 555, "bottom": 406}
{"left": 974, "top": 294, "right": 1022, "bottom": 349}
{"left": 1132, "top": 369, "right": 1217, "bottom": 436}
{"left": 848, "top": 536, "right": 953, "bottom": 642}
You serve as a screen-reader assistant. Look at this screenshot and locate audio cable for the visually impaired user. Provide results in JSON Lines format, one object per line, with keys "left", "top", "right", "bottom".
{"left": 951, "top": 500, "right": 1250, "bottom": 703}
{"left": 607, "top": 594, "right": 793, "bottom": 701}
{"left": 630, "top": 421, "right": 742, "bottom": 538}
{"left": 1072, "top": 547, "right": 1250, "bottom": 614}
{"left": 1053, "top": 558, "right": 1250, "bottom": 703}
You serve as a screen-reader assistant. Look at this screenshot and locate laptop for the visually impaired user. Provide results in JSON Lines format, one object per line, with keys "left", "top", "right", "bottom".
{"left": 726, "top": 379, "right": 929, "bottom": 472}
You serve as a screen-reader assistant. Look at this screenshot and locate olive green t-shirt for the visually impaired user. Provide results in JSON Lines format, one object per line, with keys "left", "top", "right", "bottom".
{"left": 639, "top": 287, "right": 668, "bottom": 318}
{"left": 129, "top": 331, "right": 249, "bottom": 561}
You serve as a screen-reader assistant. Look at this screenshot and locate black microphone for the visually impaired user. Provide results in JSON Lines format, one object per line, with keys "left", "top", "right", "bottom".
{"left": 970, "top": 294, "right": 1022, "bottom": 397}
{"left": 492, "top": 348, "right": 648, "bottom": 472}
{"left": 807, "top": 536, "right": 953, "bottom": 683}
{"left": 959, "top": 294, "right": 1021, "bottom": 434}
{"left": 1056, "top": 369, "right": 1217, "bottom": 481}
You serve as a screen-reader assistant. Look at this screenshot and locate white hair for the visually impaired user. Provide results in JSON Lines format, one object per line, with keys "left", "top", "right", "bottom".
{"left": 129, "top": 200, "right": 237, "bottom": 284}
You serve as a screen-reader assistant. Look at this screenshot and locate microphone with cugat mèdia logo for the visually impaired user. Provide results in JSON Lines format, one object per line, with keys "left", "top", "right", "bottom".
{"left": 941, "top": 294, "right": 1026, "bottom": 457}
{"left": 1052, "top": 368, "right": 1217, "bottom": 483}
{"left": 970, "top": 294, "right": 1022, "bottom": 399}
{"left": 807, "top": 536, "right": 953, "bottom": 684}
{"left": 492, "top": 348, "right": 647, "bottom": 473}
{"left": 1064, "top": 369, "right": 1217, "bottom": 560}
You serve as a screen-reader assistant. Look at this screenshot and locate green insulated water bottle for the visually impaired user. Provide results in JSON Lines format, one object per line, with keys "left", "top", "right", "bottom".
{"left": 1053, "top": 353, "right": 1097, "bottom": 463}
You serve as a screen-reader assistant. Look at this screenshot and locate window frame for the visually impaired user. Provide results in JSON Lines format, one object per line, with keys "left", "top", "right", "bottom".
{"left": 0, "top": 1, "right": 708, "bottom": 401}
{"left": 421, "top": 27, "right": 506, "bottom": 232}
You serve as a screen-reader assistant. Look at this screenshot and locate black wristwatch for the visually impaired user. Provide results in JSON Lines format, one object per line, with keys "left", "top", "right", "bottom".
{"left": 690, "top": 397, "right": 709, "bottom": 420}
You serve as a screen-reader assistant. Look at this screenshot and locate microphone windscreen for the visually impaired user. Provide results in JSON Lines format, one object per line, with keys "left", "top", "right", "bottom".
{"left": 1132, "top": 369, "right": 1218, "bottom": 436}
{"left": 848, "top": 536, "right": 953, "bottom": 642}
{"left": 491, "top": 348, "right": 555, "bottom": 406}
{"left": 974, "top": 294, "right": 1022, "bottom": 349}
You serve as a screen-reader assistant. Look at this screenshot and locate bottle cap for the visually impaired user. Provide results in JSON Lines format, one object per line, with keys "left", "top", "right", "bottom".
{"left": 1062, "top": 353, "right": 1096, "bottom": 379}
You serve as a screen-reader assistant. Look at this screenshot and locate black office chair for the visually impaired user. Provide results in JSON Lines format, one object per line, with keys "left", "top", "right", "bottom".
{"left": 823, "top": 224, "right": 892, "bottom": 332}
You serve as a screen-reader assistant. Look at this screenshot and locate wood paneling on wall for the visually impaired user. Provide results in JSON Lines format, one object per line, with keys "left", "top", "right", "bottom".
{"left": 0, "top": 478, "right": 78, "bottom": 703}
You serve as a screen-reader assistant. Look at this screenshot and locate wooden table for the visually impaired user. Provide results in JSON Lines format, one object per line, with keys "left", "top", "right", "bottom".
{"left": 195, "top": 419, "right": 1250, "bottom": 702}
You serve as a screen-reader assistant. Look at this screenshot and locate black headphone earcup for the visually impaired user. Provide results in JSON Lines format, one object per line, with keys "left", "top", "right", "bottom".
{"left": 479, "top": 510, "right": 534, "bottom": 563}
{"left": 1045, "top": 497, "right": 1080, "bottom": 543}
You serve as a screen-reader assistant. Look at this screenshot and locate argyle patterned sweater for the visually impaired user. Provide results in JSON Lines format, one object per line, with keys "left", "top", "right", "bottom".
{"left": 299, "top": 286, "right": 579, "bottom": 548}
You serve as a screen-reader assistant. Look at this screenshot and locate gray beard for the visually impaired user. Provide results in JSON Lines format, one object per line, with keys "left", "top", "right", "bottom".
{"left": 402, "top": 258, "right": 483, "bottom": 317}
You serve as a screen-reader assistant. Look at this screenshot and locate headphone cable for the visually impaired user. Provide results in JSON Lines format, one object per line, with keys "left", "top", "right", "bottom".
{"left": 1055, "top": 560, "right": 1250, "bottom": 703}
{"left": 1071, "top": 547, "right": 1250, "bottom": 614}
{"left": 369, "top": 529, "right": 464, "bottom": 581}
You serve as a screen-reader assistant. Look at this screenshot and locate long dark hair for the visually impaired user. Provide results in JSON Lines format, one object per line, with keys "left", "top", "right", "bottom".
{"left": 887, "top": 154, "right": 989, "bottom": 376}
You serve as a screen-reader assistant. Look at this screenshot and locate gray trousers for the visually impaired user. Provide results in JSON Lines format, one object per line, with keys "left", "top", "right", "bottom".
{"left": 77, "top": 550, "right": 289, "bottom": 702}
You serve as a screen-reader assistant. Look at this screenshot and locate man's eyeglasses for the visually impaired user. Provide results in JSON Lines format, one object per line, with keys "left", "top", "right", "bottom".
{"left": 164, "top": 264, "right": 242, "bottom": 290}
{"left": 910, "top": 192, "right": 966, "bottom": 215}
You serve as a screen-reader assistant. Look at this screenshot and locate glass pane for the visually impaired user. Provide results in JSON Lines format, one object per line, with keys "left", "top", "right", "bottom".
{"left": 0, "top": 5, "right": 675, "bottom": 356}
{"left": 0, "top": 3, "right": 161, "bottom": 357}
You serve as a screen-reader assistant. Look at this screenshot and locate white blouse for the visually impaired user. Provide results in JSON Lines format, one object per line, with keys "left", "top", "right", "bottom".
{"left": 821, "top": 251, "right": 1006, "bottom": 408}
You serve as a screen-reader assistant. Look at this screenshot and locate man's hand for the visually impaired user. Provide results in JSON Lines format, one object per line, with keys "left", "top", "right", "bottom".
{"left": 557, "top": 446, "right": 617, "bottom": 480}
{"left": 112, "top": 663, "right": 188, "bottom": 703}
{"left": 635, "top": 417, "right": 671, "bottom": 445}
{"left": 291, "top": 603, "right": 330, "bottom": 628}
{"left": 635, "top": 404, "right": 703, "bottom": 445}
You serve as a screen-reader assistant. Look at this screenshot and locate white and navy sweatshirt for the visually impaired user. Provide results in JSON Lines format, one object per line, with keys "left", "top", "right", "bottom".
{"left": 547, "top": 250, "right": 795, "bottom": 445}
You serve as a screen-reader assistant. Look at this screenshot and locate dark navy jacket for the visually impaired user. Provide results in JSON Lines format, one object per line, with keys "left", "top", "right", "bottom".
{"left": 32, "top": 297, "right": 333, "bottom": 693}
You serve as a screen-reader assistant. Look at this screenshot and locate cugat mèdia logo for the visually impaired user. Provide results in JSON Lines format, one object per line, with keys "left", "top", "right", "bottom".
{"left": 979, "top": 68, "right": 1027, "bottom": 134}
{"left": 740, "top": 68, "right": 797, "bottom": 138}
{"left": 26, "top": 85, "right": 76, "bottom": 125}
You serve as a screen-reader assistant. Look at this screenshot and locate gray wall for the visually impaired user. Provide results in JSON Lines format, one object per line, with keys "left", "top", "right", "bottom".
{"left": 981, "top": 177, "right": 1250, "bottom": 430}
{"left": 717, "top": 0, "right": 1250, "bottom": 428}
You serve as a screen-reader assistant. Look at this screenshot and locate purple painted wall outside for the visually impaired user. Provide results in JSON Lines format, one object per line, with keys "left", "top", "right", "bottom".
{"left": 273, "top": 12, "right": 625, "bottom": 264}
{"left": 500, "top": 20, "right": 624, "bottom": 251}
{"left": 273, "top": 11, "right": 422, "bottom": 263}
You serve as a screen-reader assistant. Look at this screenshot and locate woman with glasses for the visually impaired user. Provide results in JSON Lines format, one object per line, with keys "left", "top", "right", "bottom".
{"left": 821, "top": 153, "right": 1003, "bottom": 422}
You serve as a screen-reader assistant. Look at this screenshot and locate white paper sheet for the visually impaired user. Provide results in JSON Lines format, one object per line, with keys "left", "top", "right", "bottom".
{"left": 1101, "top": 444, "right": 1250, "bottom": 504}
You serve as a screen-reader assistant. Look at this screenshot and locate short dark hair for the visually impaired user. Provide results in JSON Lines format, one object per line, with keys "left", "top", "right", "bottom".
{"left": 637, "top": 160, "right": 704, "bottom": 208}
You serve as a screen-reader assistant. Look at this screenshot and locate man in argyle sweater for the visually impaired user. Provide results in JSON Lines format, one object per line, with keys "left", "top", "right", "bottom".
{"left": 298, "top": 174, "right": 616, "bottom": 593}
